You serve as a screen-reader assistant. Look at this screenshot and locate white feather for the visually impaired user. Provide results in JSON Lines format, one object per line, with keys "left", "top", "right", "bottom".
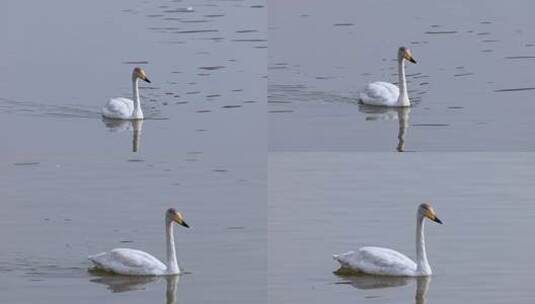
{"left": 359, "top": 82, "right": 400, "bottom": 107}
{"left": 334, "top": 247, "right": 417, "bottom": 276}
{"left": 89, "top": 248, "right": 167, "bottom": 276}
{"left": 102, "top": 98, "right": 136, "bottom": 120}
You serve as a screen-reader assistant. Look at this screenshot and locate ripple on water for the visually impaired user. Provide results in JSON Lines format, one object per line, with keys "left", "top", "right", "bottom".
{"left": 412, "top": 123, "right": 450, "bottom": 127}
{"left": 174, "top": 29, "right": 218, "bottom": 34}
{"left": 504, "top": 56, "right": 535, "bottom": 59}
{"left": 453, "top": 72, "right": 474, "bottom": 77}
{"left": 494, "top": 87, "right": 535, "bottom": 92}
{"left": 127, "top": 159, "right": 144, "bottom": 162}
{"left": 424, "top": 30, "right": 458, "bottom": 34}
{"left": 123, "top": 61, "right": 149, "bottom": 64}
{"left": 163, "top": 8, "right": 194, "bottom": 13}
{"left": 13, "top": 161, "right": 40, "bottom": 166}
{"left": 231, "top": 39, "right": 267, "bottom": 42}
{"left": 270, "top": 110, "right": 294, "bottom": 113}
{"left": 199, "top": 66, "right": 225, "bottom": 71}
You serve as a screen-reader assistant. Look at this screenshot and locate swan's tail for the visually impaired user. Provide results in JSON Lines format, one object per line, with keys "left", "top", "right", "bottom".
{"left": 333, "top": 251, "right": 355, "bottom": 268}
{"left": 88, "top": 252, "right": 108, "bottom": 270}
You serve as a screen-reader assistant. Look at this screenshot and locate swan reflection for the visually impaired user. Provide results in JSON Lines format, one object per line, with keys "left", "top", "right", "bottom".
{"left": 89, "top": 271, "right": 180, "bottom": 303}
{"left": 335, "top": 272, "right": 430, "bottom": 304}
{"left": 358, "top": 104, "right": 410, "bottom": 152}
{"left": 101, "top": 118, "right": 143, "bottom": 152}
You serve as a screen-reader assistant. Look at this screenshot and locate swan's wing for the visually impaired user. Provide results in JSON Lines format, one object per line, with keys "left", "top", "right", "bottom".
{"left": 357, "top": 247, "right": 416, "bottom": 275}
{"left": 102, "top": 98, "right": 134, "bottom": 119}
{"left": 89, "top": 248, "right": 166, "bottom": 275}
{"left": 334, "top": 246, "right": 416, "bottom": 276}
{"left": 359, "top": 82, "right": 399, "bottom": 106}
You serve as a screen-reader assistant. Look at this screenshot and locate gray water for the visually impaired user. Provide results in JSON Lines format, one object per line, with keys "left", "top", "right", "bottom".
{"left": 269, "top": 0, "right": 535, "bottom": 151}
{"left": 0, "top": 0, "right": 266, "bottom": 303}
{"left": 269, "top": 153, "right": 535, "bottom": 303}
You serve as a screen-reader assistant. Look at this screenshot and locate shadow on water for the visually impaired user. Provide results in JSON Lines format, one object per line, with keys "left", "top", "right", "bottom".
{"left": 334, "top": 270, "right": 431, "bottom": 304}
{"left": 89, "top": 270, "right": 180, "bottom": 304}
{"left": 101, "top": 118, "right": 144, "bottom": 152}
{"left": 358, "top": 104, "right": 411, "bottom": 152}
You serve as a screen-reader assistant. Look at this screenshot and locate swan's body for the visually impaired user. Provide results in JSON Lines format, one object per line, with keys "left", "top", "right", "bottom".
{"left": 334, "top": 203, "right": 442, "bottom": 277}
{"left": 89, "top": 248, "right": 168, "bottom": 276}
{"left": 360, "top": 47, "right": 417, "bottom": 107}
{"left": 89, "top": 208, "right": 189, "bottom": 276}
{"left": 102, "top": 67, "right": 151, "bottom": 120}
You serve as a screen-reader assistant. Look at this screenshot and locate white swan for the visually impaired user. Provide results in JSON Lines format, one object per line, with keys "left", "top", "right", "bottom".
{"left": 333, "top": 203, "right": 442, "bottom": 277}
{"left": 102, "top": 67, "right": 151, "bottom": 120}
{"left": 89, "top": 208, "right": 189, "bottom": 276}
{"left": 359, "top": 47, "right": 417, "bottom": 107}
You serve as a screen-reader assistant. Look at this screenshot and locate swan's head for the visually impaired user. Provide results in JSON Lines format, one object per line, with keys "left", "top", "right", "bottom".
{"left": 166, "top": 208, "right": 190, "bottom": 228}
{"left": 399, "top": 47, "right": 417, "bottom": 64}
{"left": 418, "top": 203, "right": 442, "bottom": 224}
{"left": 132, "top": 67, "right": 151, "bottom": 83}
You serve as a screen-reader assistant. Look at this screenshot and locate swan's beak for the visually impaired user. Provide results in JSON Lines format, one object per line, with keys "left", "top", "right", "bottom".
{"left": 432, "top": 216, "right": 443, "bottom": 224}
{"left": 143, "top": 77, "right": 151, "bottom": 83}
{"left": 174, "top": 217, "right": 190, "bottom": 228}
{"left": 407, "top": 56, "right": 417, "bottom": 64}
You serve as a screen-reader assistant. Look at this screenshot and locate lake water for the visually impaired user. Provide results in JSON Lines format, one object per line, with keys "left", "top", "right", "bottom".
{"left": 0, "top": 0, "right": 266, "bottom": 303}
{"left": 269, "top": 0, "right": 535, "bottom": 151}
{"left": 269, "top": 153, "right": 535, "bottom": 303}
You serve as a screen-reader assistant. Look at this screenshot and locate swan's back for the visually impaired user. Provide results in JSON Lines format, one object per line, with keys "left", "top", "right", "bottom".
{"left": 89, "top": 248, "right": 167, "bottom": 276}
{"left": 359, "top": 82, "right": 400, "bottom": 106}
{"left": 334, "top": 246, "right": 417, "bottom": 276}
{"left": 102, "top": 98, "right": 135, "bottom": 119}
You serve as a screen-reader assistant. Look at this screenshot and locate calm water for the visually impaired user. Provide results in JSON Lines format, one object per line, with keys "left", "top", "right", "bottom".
{"left": 0, "top": 0, "right": 266, "bottom": 303}
{"left": 269, "top": 153, "right": 535, "bottom": 303}
{"left": 269, "top": 0, "right": 535, "bottom": 151}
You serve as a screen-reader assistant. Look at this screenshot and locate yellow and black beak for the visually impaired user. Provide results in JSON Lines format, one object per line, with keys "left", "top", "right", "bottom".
{"left": 174, "top": 217, "right": 190, "bottom": 228}
{"left": 431, "top": 216, "right": 443, "bottom": 224}
{"left": 407, "top": 56, "right": 417, "bottom": 64}
{"left": 143, "top": 77, "right": 151, "bottom": 83}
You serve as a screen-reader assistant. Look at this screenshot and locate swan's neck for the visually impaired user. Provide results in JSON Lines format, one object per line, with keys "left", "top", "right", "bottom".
{"left": 397, "top": 58, "right": 410, "bottom": 107}
{"left": 416, "top": 215, "right": 431, "bottom": 275}
{"left": 132, "top": 78, "right": 143, "bottom": 118}
{"left": 165, "top": 220, "right": 180, "bottom": 274}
